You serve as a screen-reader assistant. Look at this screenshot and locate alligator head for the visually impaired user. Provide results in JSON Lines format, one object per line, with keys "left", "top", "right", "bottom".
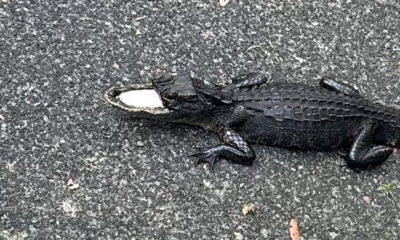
{"left": 105, "top": 74, "right": 232, "bottom": 126}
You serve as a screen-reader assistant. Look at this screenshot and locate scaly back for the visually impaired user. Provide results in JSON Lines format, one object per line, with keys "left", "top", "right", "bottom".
{"left": 232, "top": 82, "right": 400, "bottom": 128}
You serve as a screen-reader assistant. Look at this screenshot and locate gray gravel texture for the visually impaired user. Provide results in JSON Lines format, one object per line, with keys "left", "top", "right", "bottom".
{"left": 1, "top": 0, "right": 400, "bottom": 239}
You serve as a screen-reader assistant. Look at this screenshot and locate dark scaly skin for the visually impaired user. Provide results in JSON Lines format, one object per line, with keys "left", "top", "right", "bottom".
{"left": 190, "top": 73, "right": 398, "bottom": 170}
{"left": 105, "top": 73, "right": 400, "bottom": 171}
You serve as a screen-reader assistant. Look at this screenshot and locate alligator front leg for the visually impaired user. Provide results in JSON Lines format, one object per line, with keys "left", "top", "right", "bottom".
{"left": 320, "top": 76, "right": 361, "bottom": 97}
{"left": 232, "top": 72, "right": 267, "bottom": 89}
{"left": 341, "top": 121, "right": 393, "bottom": 170}
{"left": 189, "top": 106, "right": 256, "bottom": 170}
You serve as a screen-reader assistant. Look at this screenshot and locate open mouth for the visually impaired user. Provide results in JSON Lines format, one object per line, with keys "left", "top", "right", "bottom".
{"left": 105, "top": 84, "right": 170, "bottom": 114}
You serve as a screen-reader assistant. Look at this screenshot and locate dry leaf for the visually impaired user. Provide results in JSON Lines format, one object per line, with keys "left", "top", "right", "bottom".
{"left": 154, "top": 68, "right": 162, "bottom": 77}
{"left": 112, "top": 63, "right": 119, "bottom": 69}
{"left": 289, "top": 218, "right": 300, "bottom": 240}
{"left": 66, "top": 173, "right": 80, "bottom": 191}
{"left": 242, "top": 203, "right": 258, "bottom": 215}
{"left": 0, "top": 115, "right": 4, "bottom": 121}
{"left": 363, "top": 196, "right": 371, "bottom": 205}
{"left": 219, "top": 0, "right": 230, "bottom": 7}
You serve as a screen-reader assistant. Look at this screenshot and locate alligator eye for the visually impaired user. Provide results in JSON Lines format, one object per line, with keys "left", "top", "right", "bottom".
{"left": 162, "top": 91, "right": 178, "bottom": 101}
{"left": 183, "top": 95, "right": 198, "bottom": 103}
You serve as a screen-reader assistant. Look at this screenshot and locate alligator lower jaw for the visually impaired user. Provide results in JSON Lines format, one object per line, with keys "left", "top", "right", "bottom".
{"left": 104, "top": 84, "right": 170, "bottom": 114}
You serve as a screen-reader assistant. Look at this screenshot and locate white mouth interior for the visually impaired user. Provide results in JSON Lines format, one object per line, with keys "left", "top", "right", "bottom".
{"left": 117, "top": 89, "right": 164, "bottom": 108}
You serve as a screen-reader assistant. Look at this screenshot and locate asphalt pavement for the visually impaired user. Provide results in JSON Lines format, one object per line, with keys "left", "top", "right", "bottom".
{"left": 1, "top": 0, "right": 400, "bottom": 239}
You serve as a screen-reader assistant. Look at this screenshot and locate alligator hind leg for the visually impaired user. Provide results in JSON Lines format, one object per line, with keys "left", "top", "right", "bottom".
{"left": 189, "top": 106, "right": 256, "bottom": 171}
{"left": 320, "top": 76, "right": 361, "bottom": 97}
{"left": 232, "top": 72, "right": 267, "bottom": 89}
{"left": 341, "top": 121, "right": 393, "bottom": 170}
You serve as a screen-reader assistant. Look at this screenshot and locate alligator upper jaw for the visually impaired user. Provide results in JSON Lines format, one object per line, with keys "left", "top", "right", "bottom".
{"left": 104, "top": 84, "right": 170, "bottom": 114}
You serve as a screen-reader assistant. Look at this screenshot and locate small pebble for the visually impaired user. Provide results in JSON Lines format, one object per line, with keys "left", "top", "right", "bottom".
{"left": 119, "top": 179, "right": 128, "bottom": 186}
{"left": 234, "top": 232, "right": 244, "bottom": 240}
{"left": 261, "top": 228, "right": 269, "bottom": 238}
{"left": 137, "top": 141, "right": 145, "bottom": 147}
{"left": 223, "top": 181, "right": 230, "bottom": 189}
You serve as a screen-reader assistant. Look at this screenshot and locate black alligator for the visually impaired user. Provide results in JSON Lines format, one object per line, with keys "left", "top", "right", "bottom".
{"left": 105, "top": 73, "right": 399, "bottom": 171}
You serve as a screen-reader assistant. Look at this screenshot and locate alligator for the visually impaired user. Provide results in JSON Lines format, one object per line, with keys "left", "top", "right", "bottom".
{"left": 105, "top": 72, "right": 400, "bottom": 171}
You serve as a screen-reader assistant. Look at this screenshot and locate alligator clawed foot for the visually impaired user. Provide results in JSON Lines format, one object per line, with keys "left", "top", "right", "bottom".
{"left": 339, "top": 163, "right": 362, "bottom": 173}
{"left": 339, "top": 165, "right": 361, "bottom": 173}
{"left": 337, "top": 149, "right": 348, "bottom": 157}
{"left": 189, "top": 152, "right": 220, "bottom": 171}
